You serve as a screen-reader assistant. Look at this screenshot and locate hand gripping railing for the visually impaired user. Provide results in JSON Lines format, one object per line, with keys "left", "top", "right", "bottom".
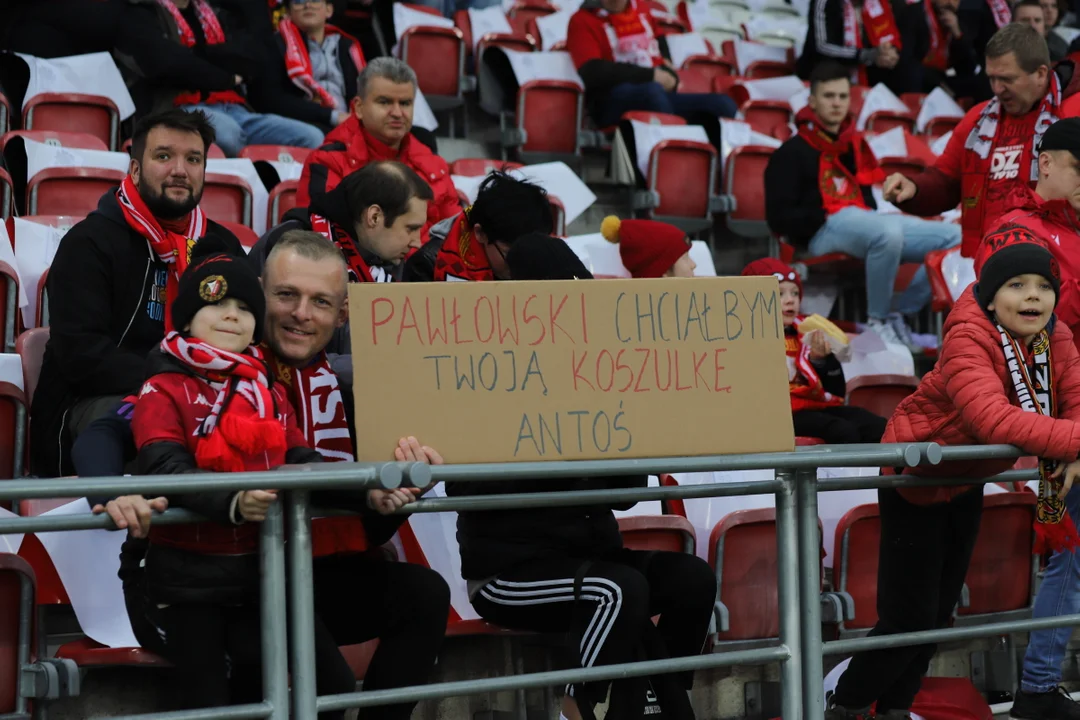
{"left": 2, "top": 442, "right": 1065, "bottom": 720}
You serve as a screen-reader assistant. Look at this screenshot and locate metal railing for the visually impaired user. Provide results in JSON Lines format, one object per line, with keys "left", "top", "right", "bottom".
{"left": 0, "top": 442, "right": 1071, "bottom": 720}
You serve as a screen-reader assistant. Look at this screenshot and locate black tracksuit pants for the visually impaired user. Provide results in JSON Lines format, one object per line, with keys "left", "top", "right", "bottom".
{"left": 792, "top": 406, "right": 888, "bottom": 445}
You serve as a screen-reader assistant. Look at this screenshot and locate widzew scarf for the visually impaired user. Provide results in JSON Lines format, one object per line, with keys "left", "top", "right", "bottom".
{"left": 999, "top": 324, "right": 1080, "bottom": 554}
{"left": 278, "top": 17, "right": 365, "bottom": 110}
{"left": 786, "top": 316, "right": 844, "bottom": 412}
{"left": 795, "top": 106, "right": 885, "bottom": 215}
{"left": 986, "top": 0, "right": 1011, "bottom": 28}
{"left": 157, "top": 0, "right": 245, "bottom": 106}
{"left": 598, "top": 0, "right": 663, "bottom": 68}
{"left": 266, "top": 350, "right": 364, "bottom": 558}
{"left": 161, "top": 332, "right": 286, "bottom": 473}
{"left": 433, "top": 209, "right": 493, "bottom": 282}
{"left": 923, "top": 2, "right": 949, "bottom": 72}
{"left": 961, "top": 73, "right": 1061, "bottom": 255}
{"left": 308, "top": 213, "right": 391, "bottom": 283}
{"left": 841, "top": 0, "right": 901, "bottom": 84}
{"left": 116, "top": 175, "right": 207, "bottom": 333}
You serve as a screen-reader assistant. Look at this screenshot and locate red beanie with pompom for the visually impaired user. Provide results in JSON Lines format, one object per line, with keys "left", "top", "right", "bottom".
{"left": 741, "top": 257, "right": 802, "bottom": 292}
{"left": 601, "top": 215, "right": 690, "bottom": 279}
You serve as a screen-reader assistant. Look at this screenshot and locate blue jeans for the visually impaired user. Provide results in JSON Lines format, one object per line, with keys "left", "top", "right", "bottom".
{"left": 1022, "top": 485, "right": 1080, "bottom": 693}
{"left": 593, "top": 81, "right": 738, "bottom": 128}
{"left": 183, "top": 103, "right": 326, "bottom": 157}
{"left": 808, "top": 207, "right": 961, "bottom": 319}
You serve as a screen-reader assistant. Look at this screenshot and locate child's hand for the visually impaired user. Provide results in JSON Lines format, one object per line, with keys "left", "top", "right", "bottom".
{"left": 1051, "top": 460, "right": 1080, "bottom": 500}
{"left": 238, "top": 490, "right": 278, "bottom": 522}
{"left": 367, "top": 487, "right": 421, "bottom": 515}
{"left": 808, "top": 331, "right": 830, "bottom": 360}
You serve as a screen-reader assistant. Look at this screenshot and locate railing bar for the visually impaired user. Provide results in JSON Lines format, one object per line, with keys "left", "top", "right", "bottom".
{"left": 107, "top": 703, "right": 273, "bottom": 720}
{"left": 818, "top": 469, "right": 1039, "bottom": 492}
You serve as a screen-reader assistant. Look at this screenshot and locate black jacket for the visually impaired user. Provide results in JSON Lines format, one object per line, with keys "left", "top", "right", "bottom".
{"left": 764, "top": 131, "right": 877, "bottom": 249}
{"left": 30, "top": 189, "right": 241, "bottom": 477}
{"left": 400, "top": 213, "right": 457, "bottom": 283}
{"left": 446, "top": 473, "right": 648, "bottom": 581}
{"left": 797, "top": 0, "right": 881, "bottom": 79}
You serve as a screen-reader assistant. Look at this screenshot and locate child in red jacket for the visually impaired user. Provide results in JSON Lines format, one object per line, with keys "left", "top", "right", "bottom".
{"left": 129, "top": 242, "right": 324, "bottom": 711}
{"left": 826, "top": 228, "right": 1080, "bottom": 720}
{"left": 742, "top": 258, "right": 887, "bottom": 443}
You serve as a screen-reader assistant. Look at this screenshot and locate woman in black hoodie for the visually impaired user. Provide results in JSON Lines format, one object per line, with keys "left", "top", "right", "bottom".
{"left": 447, "top": 234, "right": 717, "bottom": 720}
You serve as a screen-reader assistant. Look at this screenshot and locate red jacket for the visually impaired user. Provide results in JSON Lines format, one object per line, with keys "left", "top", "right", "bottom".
{"left": 296, "top": 115, "right": 461, "bottom": 241}
{"left": 883, "top": 288, "right": 1080, "bottom": 505}
{"left": 133, "top": 369, "right": 309, "bottom": 555}
{"left": 988, "top": 185, "right": 1080, "bottom": 352}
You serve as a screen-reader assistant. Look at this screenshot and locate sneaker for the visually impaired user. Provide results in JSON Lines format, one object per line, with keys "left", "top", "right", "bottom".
{"left": 1011, "top": 687, "right": 1080, "bottom": 720}
{"left": 867, "top": 317, "right": 903, "bottom": 348}
{"left": 886, "top": 313, "right": 924, "bottom": 354}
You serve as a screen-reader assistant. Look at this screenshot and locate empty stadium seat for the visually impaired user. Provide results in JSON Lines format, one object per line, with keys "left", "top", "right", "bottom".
{"left": 477, "top": 32, "right": 537, "bottom": 55}
{"left": 208, "top": 143, "right": 228, "bottom": 159}
{"left": 504, "top": 80, "right": 582, "bottom": 162}
{"left": 507, "top": 0, "right": 557, "bottom": 34}
{"left": 742, "top": 100, "right": 792, "bottom": 140}
{"left": 0, "top": 553, "right": 36, "bottom": 714}
{"left": 238, "top": 145, "right": 312, "bottom": 164}
{"left": 268, "top": 179, "right": 300, "bottom": 227}
{"left": 21, "top": 93, "right": 120, "bottom": 151}
{"left": 0, "top": 250, "right": 23, "bottom": 353}
{"left": 202, "top": 172, "right": 254, "bottom": 227}
{"left": 399, "top": 26, "right": 466, "bottom": 132}
{"left": 878, "top": 156, "right": 926, "bottom": 179}
{"left": 450, "top": 159, "right": 524, "bottom": 176}
{"left": 525, "top": 16, "right": 566, "bottom": 50}
{"left": 681, "top": 55, "right": 736, "bottom": 81}
{"left": 925, "top": 247, "right": 956, "bottom": 315}
{"left": 0, "top": 130, "right": 108, "bottom": 153}
{"left": 0, "top": 92, "right": 11, "bottom": 137}
{"left": 744, "top": 60, "right": 794, "bottom": 79}
{"left": 0, "top": 169, "right": 11, "bottom": 220}
{"left": 846, "top": 374, "right": 918, "bottom": 418}
{"left": 676, "top": 66, "right": 717, "bottom": 94}
{"left": 957, "top": 492, "right": 1036, "bottom": 618}
{"left": 218, "top": 221, "right": 259, "bottom": 251}
{"left": 925, "top": 116, "right": 960, "bottom": 142}
{"left": 900, "top": 92, "right": 926, "bottom": 114}
{"left": 26, "top": 167, "right": 124, "bottom": 216}
{"left": 549, "top": 196, "right": 567, "bottom": 235}
{"left": 866, "top": 111, "right": 916, "bottom": 134}
{"left": 16, "top": 328, "right": 49, "bottom": 408}
{"left": 36, "top": 269, "right": 48, "bottom": 329}
{"left": 618, "top": 515, "right": 696, "bottom": 554}
{"left": 833, "top": 502, "right": 880, "bottom": 632}
{"left": 724, "top": 145, "right": 773, "bottom": 237}
{"left": 642, "top": 138, "right": 719, "bottom": 232}
{"left": 657, "top": 473, "right": 687, "bottom": 518}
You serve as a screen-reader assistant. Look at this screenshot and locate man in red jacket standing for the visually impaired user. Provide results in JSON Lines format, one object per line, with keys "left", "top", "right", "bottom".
{"left": 884, "top": 23, "right": 1080, "bottom": 257}
{"left": 297, "top": 57, "right": 461, "bottom": 240}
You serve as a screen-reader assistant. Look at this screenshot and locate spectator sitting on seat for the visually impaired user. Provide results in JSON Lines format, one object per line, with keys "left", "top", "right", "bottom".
{"left": 921, "top": 0, "right": 982, "bottom": 98}
{"left": 742, "top": 258, "right": 887, "bottom": 444}
{"left": 296, "top": 57, "right": 460, "bottom": 239}
{"left": 565, "top": 0, "right": 736, "bottom": 149}
{"left": 599, "top": 215, "right": 696, "bottom": 278}
{"left": 251, "top": 161, "right": 434, "bottom": 383}
{"left": 884, "top": 23, "right": 1080, "bottom": 259}
{"left": 1015, "top": 0, "right": 1070, "bottom": 62}
{"left": 825, "top": 229, "right": 1080, "bottom": 720}
{"left": 1042, "top": 0, "right": 1071, "bottom": 63}
{"left": 403, "top": 171, "right": 554, "bottom": 281}
{"left": 127, "top": 0, "right": 326, "bottom": 156}
{"left": 448, "top": 233, "right": 716, "bottom": 720}
{"left": 765, "top": 61, "right": 961, "bottom": 353}
{"left": 29, "top": 108, "right": 243, "bottom": 478}
{"left": 796, "top": 0, "right": 901, "bottom": 87}
{"left": 256, "top": 0, "right": 365, "bottom": 134}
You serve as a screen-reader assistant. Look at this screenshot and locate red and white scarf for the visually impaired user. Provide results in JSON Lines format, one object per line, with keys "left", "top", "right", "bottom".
{"left": 998, "top": 324, "right": 1080, "bottom": 554}
{"left": 924, "top": 2, "right": 949, "bottom": 72}
{"left": 116, "top": 175, "right": 208, "bottom": 333}
{"left": 842, "top": 0, "right": 902, "bottom": 84}
{"left": 599, "top": 0, "right": 663, "bottom": 69}
{"left": 795, "top": 106, "right": 885, "bottom": 215}
{"left": 161, "top": 332, "right": 286, "bottom": 473}
{"left": 156, "top": 0, "right": 226, "bottom": 47}
{"left": 987, "top": 0, "right": 1011, "bottom": 28}
{"left": 786, "top": 315, "right": 843, "bottom": 412}
{"left": 278, "top": 17, "right": 365, "bottom": 110}
{"left": 309, "top": 213, "right": 391, "bottom": 283}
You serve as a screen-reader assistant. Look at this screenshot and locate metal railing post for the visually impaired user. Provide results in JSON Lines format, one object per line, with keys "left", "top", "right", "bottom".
{"left": 797, "top": 467, "right": 825, "bottom": 720}
{"left": 776, "top": 469, "right": 803, "bottom": 720}
{"left": 260, "top": 502, "right": 289, "bottom": 720}
{"left": 286, "top": 490, "right": 318, "bottom": 720}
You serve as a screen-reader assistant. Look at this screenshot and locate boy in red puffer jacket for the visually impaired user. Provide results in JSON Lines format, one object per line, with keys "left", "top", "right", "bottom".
{"left": 826, "top": 227, "right": 1080, "bottom": 720}
{"left": 742, "top": 258, "right": 886, "bottom": 444}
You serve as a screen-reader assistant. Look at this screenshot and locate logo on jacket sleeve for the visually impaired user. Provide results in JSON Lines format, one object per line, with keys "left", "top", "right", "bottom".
{"left": 990, "top": 145, "right": 1023, "bottom": 181}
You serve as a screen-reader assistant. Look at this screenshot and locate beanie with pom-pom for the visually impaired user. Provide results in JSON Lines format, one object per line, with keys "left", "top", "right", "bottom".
{"left": 601, "top": 215, "right": 690, "bottom": 279}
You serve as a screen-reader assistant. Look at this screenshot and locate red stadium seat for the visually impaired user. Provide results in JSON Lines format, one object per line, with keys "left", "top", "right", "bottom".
{"left": 399, "top": 26, "right": 466, "bottom": 123}
{"left": 12, "top": 215, "right": 81, "bottom": 231}
{"left": 0, "top": 130, "right": 108, "bottom": 153}
{"left": 218, "top": 221, "right": 260, "bottom": 251}
{"left": 742, "top": 100, "right": 792, "bottom": 140}
{"left": 622, "top": 111, "right": 685, "bottom": 126}
{"left": 957, "top": 492, "right": 1036, "bottom": 618}
{"left": 478, "top": 32, "right": 537, "bottom": 55}
{"left": 0, "top": 169, "right": 11, "bottom": 219}
{"left": 507, "top": 80, "right": 582, "bottom": 161}
{"left": 453, "top": 9, "right": 474, "bottom": 55}
{"left": 268, "top": 179, "right": 300, "bottom": 227}
{"left": 796, "top": 437, "right": 825, "bottom": 446}
{"left": 507, "top": 0, "right": 557, "bottom": 34}
{"left": 202, "top": 172, "right": 254, "bottom": 227}
{"left": 549, "top": 196, "right": 567, "bottom": 235}
{"left": 55, "top": 637, "right": 168, "bottom": 668}
{"left": 845, "top": 374, "right": 918, "bottom": 418}
{"left": 710, "top": 508, "right": 781, "bottom": 640}
{"left": 0, "top": 553, "right": 36, "bottom": 713}
{"left": 833, "top": 503, "right": 880, "bottom": 632}
{"left": 26, "top": 167, "right": 124, "bottom": 216}
{"left": 682, "top": 55, "right": 736, "bottom": 80}
{"left": 0, "top": 92, "right": 11, "bottom": 137}
{"left": 924, "top": 116, "right": 960, "bottom": 142}
{"left": 900, "top": 92, "right": 926, "bottom": 114}
{"left": 724, "top": 144, "right": 773, "bottom": 237}
{"left": 676, "top": 66, "right": 716, "bottom": 94}
{"left": 21, "top": 93, "right": 120, "bottom": 150}
{"left": 450, "top": 158, "right": 524, "bottom": 176}
{"left": 208, "top": 143, "right": 228, "bottom": 159}
{"left": 16, "top": 328, "right": 49, "bottom": 408}
{"left": 745, "top": 60, "right": 794, "bottom": 79}
{"left": 618, "top": 515, "right": 696, "bottom": 554}
{"left": 36, "top": 269, "right": 48, "bottom": 328}
{"left": 339, "top": 640, "right": 380, "bottom": 680}
{"left": 925, "top": 247, "right": 956, "bottom": 314}
{"left": 866, "top": 110, "right": 916, "bottom": 134}
{"left": 657, "top": 473, "right": 687, "bottom": 518}
{"left": 847, "top": 85, "right": 871, "bottom": 123}
{"left": 525, "top": 16, "right": 566, "bottom": 50}
{"left": 643, "top": 138, "right": 718, "bottom": 230}
{"left": 238, "top": 145, "right": 312, "bottom": 164}
{"left": 878, "top": 156, "right": 926, "bottom": 179}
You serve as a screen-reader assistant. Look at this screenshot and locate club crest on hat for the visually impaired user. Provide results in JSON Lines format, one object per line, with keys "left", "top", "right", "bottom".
{"left": 199, "top": 275, "right": 228, "bottom": 302}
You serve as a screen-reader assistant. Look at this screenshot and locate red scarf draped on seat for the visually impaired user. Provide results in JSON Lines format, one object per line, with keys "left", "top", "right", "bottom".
{"left": 156, "top": 0, "right": 246, "bottom": 106}
{"left": 795, "top": 106, "right": 885, "bottom": 215}
{"left": 278, "top": 17, "right": 365, "bottom": 110}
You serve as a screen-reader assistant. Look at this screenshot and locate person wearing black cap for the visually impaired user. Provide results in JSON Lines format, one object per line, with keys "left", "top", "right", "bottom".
{"left": 827, "top": 227, "right": 1080, "bottom": 720}
{"left": 126, "top": 242, "right": 327, "bottom": 711}
{"left": 987, "top": 117, "right": 1080, "bottom": 357}
{"left": 505, "top": 232, "right": 594, "bottom": 280}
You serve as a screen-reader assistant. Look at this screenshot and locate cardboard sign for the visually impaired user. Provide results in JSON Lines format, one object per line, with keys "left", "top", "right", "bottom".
{"left": 348, "top": 277, "right": 794, "bottom": 463}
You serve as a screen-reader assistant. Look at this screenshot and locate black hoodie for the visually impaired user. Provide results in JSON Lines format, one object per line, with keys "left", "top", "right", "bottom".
{"left": 30, "top": 188, "right": 242, "bottom": 477}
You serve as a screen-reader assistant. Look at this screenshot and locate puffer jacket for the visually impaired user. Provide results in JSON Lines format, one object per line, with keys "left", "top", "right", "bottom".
{"left": 884, "top": 287, "right": 1080, "bottom": 505}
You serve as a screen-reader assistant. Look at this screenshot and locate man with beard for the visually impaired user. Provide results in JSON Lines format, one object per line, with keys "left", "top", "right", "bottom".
{"left": 30, "top": 108, "right": 243, "bottom": 477}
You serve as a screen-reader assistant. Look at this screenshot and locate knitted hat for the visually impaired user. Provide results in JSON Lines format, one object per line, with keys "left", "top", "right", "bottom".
{"left": 975, "top": 224, "right": 1060, "bottom": 310}
{"left": 1038, "top": 117, "right": 1080, "bottom": 162}
{"left": 740, "top": 257, "right": 802, "bottom": 292}
{"left": 507, "top": 233, "right": 594, "bottom": 280}
{"left": 600, "top": 215, "right": 690, "bottom": 279}
{"left": 172, "top": 237, "right": 267, "bottom": 344}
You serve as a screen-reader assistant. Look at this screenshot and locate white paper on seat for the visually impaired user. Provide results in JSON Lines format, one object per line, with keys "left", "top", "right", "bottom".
{"left": 667, "top": 32, "right": 711, "bottom": 68}
{"left": 1053, "top": 25, "right": 1080, "bottom": 44}
{"left": 736, "top": 74, "right": 804, "bottom": 103}
{"left": 629, "top": 119, "right": 710, "bottom": 178}
{"left": 512, "top": 161, "right": 596, "bottom": 224}
{"left": 930, "top": 129, "right": 952, "bottom": 156}
{"left": 0, "top": 223, "right": 28, "bottom": 314}
{"left": 0, "top": 504, "right": 22, "bottom": 554}
{"left": 205, "top": 158, "right": 269, "bottom": 235}
{"left": 535, "top": 9, "right": 573, "bottom": 50}
{"left": 915, "top": 87, "right": 963, "bottom": 132}
{"left": 478, "top": 49, "right": 582, "bottom": 115}
{"left": 393, "top": 3, "right": 455, "bottom": 42}
{"left": 719, "top": 118, "right": 781, "bottom": 168}
{"left": 35, "top": 498, "right": 139, "bottom": 649}
{"left": 565, "top": 233, "right": 716, "bottom": 276}
{"left": 866, "top": 125, "right": 907, "bottom": 161}
{"left": 941, "top": 247, "right": 975, "bottom": 301}
{"left": 451, "top": 174, "right": 486, "bottom": 204}
{"left": 23, "top": 138, "right": 129, "bottom": 185}
{"left": 267, "top": 160, "right": 305, "bottom": 182}
{"left": 855, "top": 82, "right": 909, "bottom": 131}
{"left": 414, "top": 89, "right": 439, "bottom": 132}
{"left": 16, "top": 52, "right": 136, "bottom": 121}
{"left": 743, "top": 15, "right": 806, "bottom": 45}
{"left": 0, "top": 354, "right": 23, "bottom": 392}
{"left": 13, "top": 218, "right": 64, "bottom": 328}
{"left": 730, "top": 38, "right": 789, "bottom": 74}
{"left": 788, "top": 86, "right": 809, "bottom": 114}
{"left": 468, "top": 6, "right": 514, "bottom": 52}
